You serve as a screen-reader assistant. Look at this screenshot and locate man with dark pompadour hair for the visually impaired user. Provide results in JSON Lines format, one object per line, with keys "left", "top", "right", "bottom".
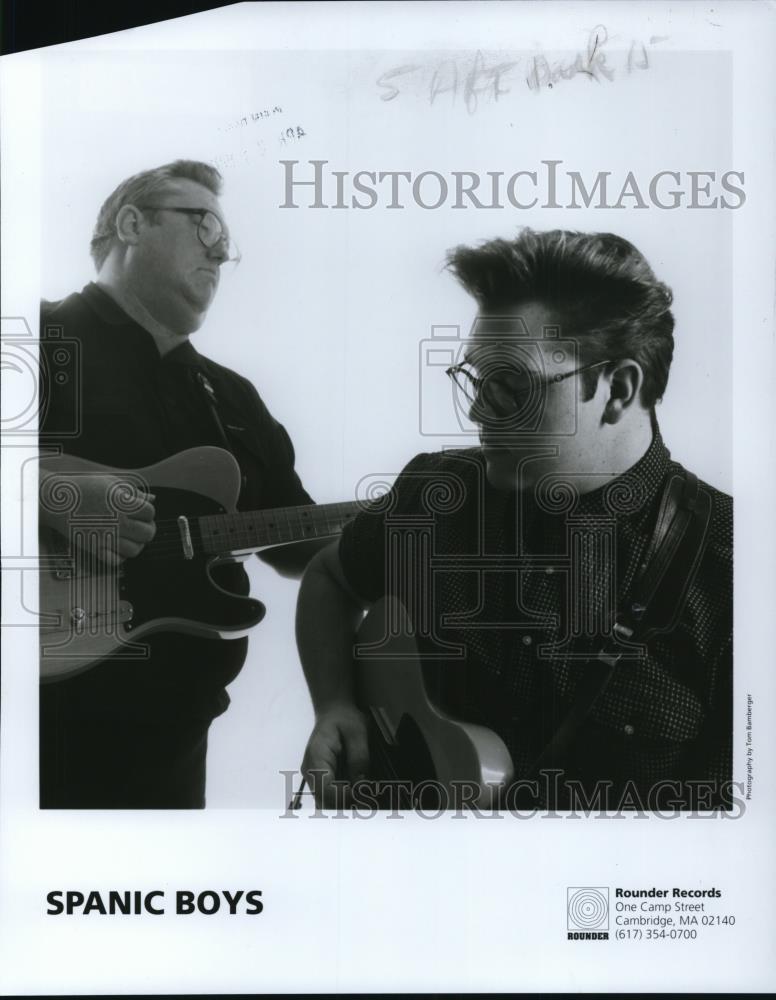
{"left": 296, "top": 227, "right": 732, "bottom": 813}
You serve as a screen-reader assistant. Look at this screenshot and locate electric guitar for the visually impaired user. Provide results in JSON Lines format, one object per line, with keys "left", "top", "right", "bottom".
{"left": 353, "top": 597, "right": 514, "bottom": 810}
{"left": 39, "top": 446, "right": 361, "bottom": 681}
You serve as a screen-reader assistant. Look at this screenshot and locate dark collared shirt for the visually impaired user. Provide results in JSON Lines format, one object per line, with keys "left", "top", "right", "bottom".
{"left": 40, "top": 282, "right": 313, "bottom": 723}
{"left": 339, "top": 433, "right": 733, "bottom": 810}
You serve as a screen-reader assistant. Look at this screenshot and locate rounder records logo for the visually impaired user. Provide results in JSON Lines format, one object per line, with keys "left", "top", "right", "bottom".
{"left": 567, "top": 887, "right": 609, "bottom": 940}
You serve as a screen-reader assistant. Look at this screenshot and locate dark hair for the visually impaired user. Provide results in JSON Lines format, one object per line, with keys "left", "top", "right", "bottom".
{"left": 90, "top": 159, "right": 223, "bottom": 270}
{"left": 445, "top": 228, "right": 675, "bottom": 408}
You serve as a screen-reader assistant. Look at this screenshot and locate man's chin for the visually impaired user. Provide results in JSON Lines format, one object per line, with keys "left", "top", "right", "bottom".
{"left": 178, "top": 293, "right": 213, "bottom": 331}
{"left": 186, "top": 276, "right": 218, "bottom": 311}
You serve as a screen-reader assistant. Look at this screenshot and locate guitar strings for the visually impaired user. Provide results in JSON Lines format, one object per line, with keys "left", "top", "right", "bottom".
{"left": 60, "top": 505, "right": 360, "bottom": 561}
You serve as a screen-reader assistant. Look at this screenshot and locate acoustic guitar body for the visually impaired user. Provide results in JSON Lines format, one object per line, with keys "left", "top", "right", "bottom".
{"left": 355, "top": 597, "right": 514, "bottom": 810}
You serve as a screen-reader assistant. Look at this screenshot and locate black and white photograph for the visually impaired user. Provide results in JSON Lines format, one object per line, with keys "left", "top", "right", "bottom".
{"left": 1, "top": 1, "right": 774, "bottom": 993}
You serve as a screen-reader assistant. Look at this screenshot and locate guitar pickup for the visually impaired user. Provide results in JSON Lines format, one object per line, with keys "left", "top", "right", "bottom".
{"left": 177, "top": 516, "right": 194, "bottom": 560}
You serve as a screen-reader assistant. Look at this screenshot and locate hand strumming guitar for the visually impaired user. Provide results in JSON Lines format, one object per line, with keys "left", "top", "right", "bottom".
{"left": 39, "top": 465, "right": 156, "bottom": 568}
{"left": 301, "top": 702, "right": 370, "bottom": 808}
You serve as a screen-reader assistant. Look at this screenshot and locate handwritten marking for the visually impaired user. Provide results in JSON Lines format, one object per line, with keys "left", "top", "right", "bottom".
{"left": 212, "top": 117, "right": 307, "bottom": 171}
{"left": 219, "top": 106, "right": 284, "bottom": 133}
{"left": 376, "top": 27, "right": 668, "bottom": 111}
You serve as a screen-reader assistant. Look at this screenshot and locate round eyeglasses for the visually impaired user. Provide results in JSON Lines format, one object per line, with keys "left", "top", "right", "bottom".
{"left": 136, "top": 205, "right": 241, "bottom": 267}
{"left": 446, "top": 358, "right": 615, "bottom": 420}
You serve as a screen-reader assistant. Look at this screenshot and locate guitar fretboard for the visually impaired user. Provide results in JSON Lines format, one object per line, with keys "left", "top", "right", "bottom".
{"left": 198, "top": 501, "right": 362, "bottom": 554}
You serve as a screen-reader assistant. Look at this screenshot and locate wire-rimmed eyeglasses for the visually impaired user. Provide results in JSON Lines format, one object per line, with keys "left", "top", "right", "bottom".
{"left": 446, "top": 358, "right": 615, "bottom": 418}
{"left": 136, "top": 205, "right": 241, "bottom": 267}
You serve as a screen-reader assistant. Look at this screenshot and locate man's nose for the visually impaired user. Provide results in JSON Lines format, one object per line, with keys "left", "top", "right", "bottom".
{"left": 466, "top": 388, "right": 495, "bottom": 427}
{"left": 468, "top": 395, "right": 514, "bottom": 432}
{"left": 207, "top": 236, "right": 229, "bottom": 264}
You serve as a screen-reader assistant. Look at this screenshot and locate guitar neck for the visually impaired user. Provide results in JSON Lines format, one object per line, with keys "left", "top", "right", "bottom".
{"left": 197, "top": 500, "right": 362, "bottom": 554}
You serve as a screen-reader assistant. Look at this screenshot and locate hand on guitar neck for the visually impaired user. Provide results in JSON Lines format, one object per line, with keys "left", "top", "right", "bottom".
{"left": 40, "top": 462, "right": 157, "bottom": 567}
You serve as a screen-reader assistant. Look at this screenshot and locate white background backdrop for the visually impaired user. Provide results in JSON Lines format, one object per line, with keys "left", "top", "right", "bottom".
{"left": 38, "top": 36, "right": 733, "bottom": 808}
{"left": 1, "top": 1, "right": 774, "bottom": 993}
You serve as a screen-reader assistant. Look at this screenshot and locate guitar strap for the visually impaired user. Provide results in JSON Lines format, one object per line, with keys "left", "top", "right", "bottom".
{"left": 193, "top": 370, "right": 234, "bottom": 455}
{"left": 526, "top": 468, "right": 713, "bottom": 779}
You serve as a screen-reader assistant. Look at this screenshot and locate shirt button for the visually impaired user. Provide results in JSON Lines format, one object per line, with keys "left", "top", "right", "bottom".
{"left": 522, "top": 635, "right": 533, "bottom": 646}
{"left": 623, "top": 724, "right": 635, "bottom": 736}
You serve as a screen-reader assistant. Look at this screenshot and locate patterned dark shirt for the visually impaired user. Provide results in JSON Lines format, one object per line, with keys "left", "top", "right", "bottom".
{"left": 339, "top": 431, "right": 733, "bottom": 810}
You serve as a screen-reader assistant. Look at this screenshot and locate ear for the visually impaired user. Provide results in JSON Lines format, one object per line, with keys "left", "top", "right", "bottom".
{"left": 114, "top": 204, "right": 145, "bottom": 247}
{"left": 601, "top": 359, "right": 644, "bottom": 425}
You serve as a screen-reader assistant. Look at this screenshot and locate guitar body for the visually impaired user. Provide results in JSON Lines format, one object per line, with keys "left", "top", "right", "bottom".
{"left": 355, "top": 598, "right": 514, "bottom": 809}
{"left": 39, "top": 448, "right": 265, "bottom": 681}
